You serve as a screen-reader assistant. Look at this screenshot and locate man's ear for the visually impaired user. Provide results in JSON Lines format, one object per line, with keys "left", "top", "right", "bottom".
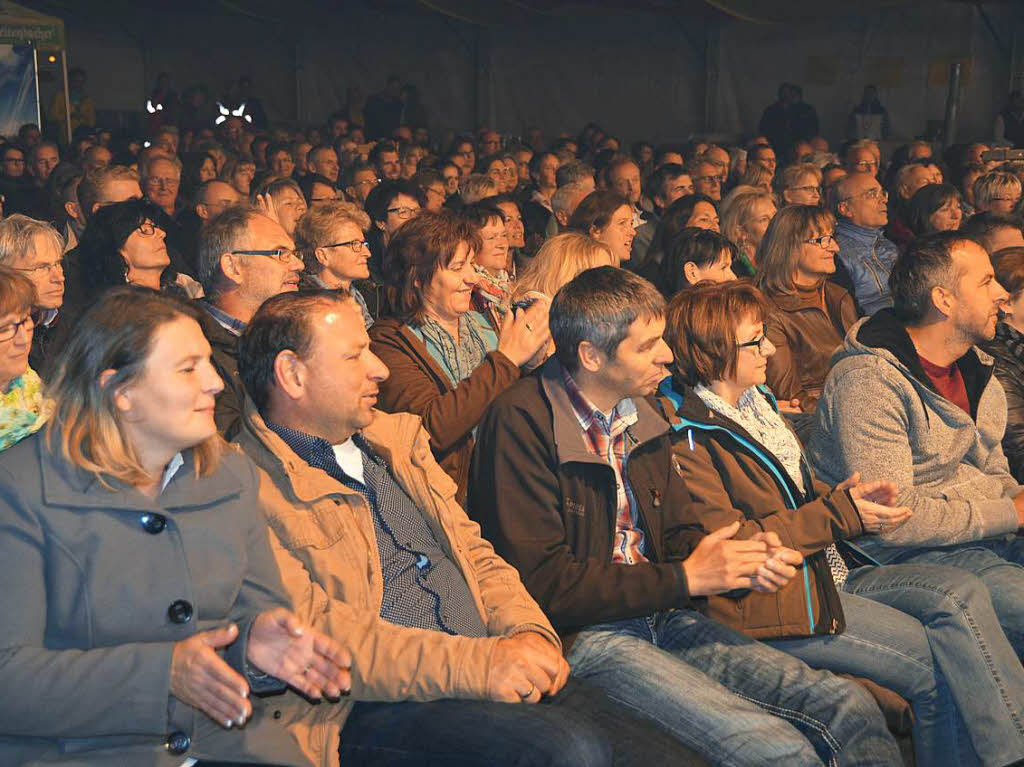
{"left": 930, "top": 284, "right": 955, "bottom": 319}
{"left": 273, "top": 349, "right": 306, "bottom": 402}
{"left": 577, "top": 340, "right": 605, "bottom": 374}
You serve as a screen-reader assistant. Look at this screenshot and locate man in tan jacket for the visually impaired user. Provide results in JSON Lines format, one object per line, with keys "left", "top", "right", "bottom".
{"left": 232, "top": 289, "right": 705, "bottom": 767}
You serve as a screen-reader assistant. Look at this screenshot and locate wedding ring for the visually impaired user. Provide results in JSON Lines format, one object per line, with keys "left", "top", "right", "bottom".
{"left": 525, "top": 322, "right": 534, "bottom": 332}
{"left": 520, "top": 684, "right": 535, "bottom": 699}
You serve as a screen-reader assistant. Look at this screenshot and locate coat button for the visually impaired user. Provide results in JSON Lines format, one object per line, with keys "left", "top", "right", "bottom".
{"left": 167, "top": 600, "right": 193, "bottom": 624}
{"left": 165, "top": 731, "right": 190, "bottom": 754}
{"left": 140, "top": 513, "right": 166, "bottom": 534}
{"left": 273, "top": 709, "right": 282, "bottom": 720}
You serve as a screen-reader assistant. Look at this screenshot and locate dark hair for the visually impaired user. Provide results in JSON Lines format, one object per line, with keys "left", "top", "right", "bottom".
{"left": 961, "top": 211, "right": 1024, "bottom": 243}
{"left": 364, "top": 179, "right": 425, "bottom": 225}
{"left": 528, "top": 151, "right": 558, "bottom": 180}
{"left": 890, "top": 231, "right": 980, "bottom": 323}
{"left": 475, "top": 152, "right": 507, "bottom": 175}
{"left": 645, "top": 163, "right": 688, "bottom": 207}
{"left": 369, "top": 140, "right": 399, "bottom": 169}
{"left": 551, "top": 266, "right": 665, "bottom": 373}
{"left": 461, "top": 201, "right": 505, "bottom": 231}
{"left": 906, "top": 184, "right": 962, "bottom": 237}
{"left": 76, "top": 198, "right": 170, "bottom": 294}
{"left": 555, "top": 160, "right": 594, "bottom": 188}
{"left": 342, "top": 161, "right": 376, "bottom": 189}
{"left": 643, "top": 193, "right": 717, "bottom": 270}
{"left": 381, "top": 209, "right": 481, "bottom": 320}
{"left": 658, "top": 228, "right": 738, "bottom": 296}
{"left": 665, "top": 281, "right": 772, "bottom": 387}
{"left": 181, "top": 151, "right": 217, "bottom": 203}
{"left": 992, "top": 247, "right": 1024, "bottom": 297}
{"left": 238, "top": 290, "right": 353, "bottom": 413}
{"left": 298, "top": 173, "right": 336, "bottom": 205}
{"left": 566, "top": 190, "right": 630, "bottom": 235}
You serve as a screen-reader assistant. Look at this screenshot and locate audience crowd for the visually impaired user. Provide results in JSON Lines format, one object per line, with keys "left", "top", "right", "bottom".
{"left": 5, "top": 69, "right": 1024, "bottom": 766}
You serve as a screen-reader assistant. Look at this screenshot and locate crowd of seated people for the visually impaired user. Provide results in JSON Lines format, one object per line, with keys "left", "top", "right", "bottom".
{"left": 4, "top": 75, "right": 1024, "bottom": 767}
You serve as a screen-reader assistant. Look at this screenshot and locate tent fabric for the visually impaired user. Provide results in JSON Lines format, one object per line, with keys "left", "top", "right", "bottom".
{"left": 0, "top": 1, "right": 63, "bottom": 49}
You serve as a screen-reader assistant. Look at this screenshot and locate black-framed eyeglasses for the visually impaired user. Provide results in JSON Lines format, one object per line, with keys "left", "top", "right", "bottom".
{"left": 12, "top": 258, "right": 64, "bottom": 276}
{"left": 323, "top": 239, "right": 369, "bottom": 252}
{"left": 0, "top": 315, "right": 33, "bottom": 342}
{"left": 229, "top": 249, "right": 300, "bottom": 263}
{"left": 805, "top": 233, "right": 837, "bottom": 248}
{"left": 737, "top": 333, "right": 772, "bottom": 356}
{"left": 387, "top": 206, "right": 420, "bottom": 219}
{"left": 693, "top": 175, "right": 721, "bottom": 185}
{"left": 137, "top": 220, "right": 158, "bottom": 236}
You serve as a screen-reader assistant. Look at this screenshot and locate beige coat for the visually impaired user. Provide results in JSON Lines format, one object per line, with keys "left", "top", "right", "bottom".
{"left": 233, "top": 402, "right": 560, "bottom": 767}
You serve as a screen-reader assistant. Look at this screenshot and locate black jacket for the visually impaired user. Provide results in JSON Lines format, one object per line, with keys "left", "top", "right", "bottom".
{"left": 982, "top": 322, "right": 1024, "bottom": 482}
{"left": 467, "top": 358, "right": 701, "bottom": 644}
{"left": 197, "top": 303, "right": 245, "bottom": 438}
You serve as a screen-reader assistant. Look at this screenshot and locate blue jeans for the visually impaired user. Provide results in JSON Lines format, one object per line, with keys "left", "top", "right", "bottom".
{"left": 844, "top": 562, "right": 1024, "bottom": 766}
{"left": 338, "top": 677, "right": 707, "bottom": 767}
{"left": 566, "top": 609, "right": 899, "bottom": 767}
{"left": 887, "top": 535, "right": 1024, "bottom": 656}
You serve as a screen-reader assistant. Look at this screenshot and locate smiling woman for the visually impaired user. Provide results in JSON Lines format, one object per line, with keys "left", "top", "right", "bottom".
{"left": 0, "top": 266, "right": 48, "bottom": 451}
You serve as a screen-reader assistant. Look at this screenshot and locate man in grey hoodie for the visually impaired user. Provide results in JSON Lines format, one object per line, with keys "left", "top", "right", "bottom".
{"left": 809, "top": 230, "right": 1024, "bottom": 656}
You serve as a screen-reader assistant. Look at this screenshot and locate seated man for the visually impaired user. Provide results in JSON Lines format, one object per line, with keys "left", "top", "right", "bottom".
{"left": 833, "top": 172, "right": 899, "bottom": 315}
{"left": 809, "top": 231, "right": 1024, "bottom": 654}
{"left": 468, "top": 266, "right": 900, "bottom": 766}
{"left": 232, "top": 290, "right": 707, "bottom": 767}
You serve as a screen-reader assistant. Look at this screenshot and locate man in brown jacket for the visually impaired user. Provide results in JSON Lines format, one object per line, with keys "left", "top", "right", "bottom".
{"left": 232, "top": 289, "right": 707, "bottom": 767}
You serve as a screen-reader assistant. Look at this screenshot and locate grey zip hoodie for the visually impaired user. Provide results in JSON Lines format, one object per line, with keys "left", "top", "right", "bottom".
{"left": 807, "top": 309, "right": 1020, "bottom": 562}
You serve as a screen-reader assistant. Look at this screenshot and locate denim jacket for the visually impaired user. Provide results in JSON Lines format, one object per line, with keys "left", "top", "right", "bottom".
{"left": 835, "top": 219, "right": 900, "bottom": 316}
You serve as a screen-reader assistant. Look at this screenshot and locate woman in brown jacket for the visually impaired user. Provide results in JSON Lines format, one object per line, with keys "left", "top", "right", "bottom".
{"left": 659, "top": 281, "right": 1024, "bottom": 766}
{"left": 369, "top": 210, "right": 550, "bottom": 503}
{"left": 754, "top": 204, "right": 858, "bottom": 413}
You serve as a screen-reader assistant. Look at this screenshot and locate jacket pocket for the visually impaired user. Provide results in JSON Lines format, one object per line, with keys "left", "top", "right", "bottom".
{"left": 267, "top": 504, "right": 347, "bottom": 550}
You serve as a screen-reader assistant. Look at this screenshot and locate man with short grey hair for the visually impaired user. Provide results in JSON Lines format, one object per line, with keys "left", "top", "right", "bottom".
{"left": 197, "top": 206, "right": 303, "bottom": 434}
{"left": 551, "top": 181, "right": 592, "bottom": 230}
{"left": 833, "top": 171, "right": 899, "bottom": 314}
{"left": 140, "top": 154, "right": 182, "bottom": 218}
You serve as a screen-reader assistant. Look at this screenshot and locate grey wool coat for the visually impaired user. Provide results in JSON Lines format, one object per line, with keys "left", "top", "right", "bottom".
{"left": 0, "top": 433, "right": 316, "bottom": 767}
{"left": 808, "top": 309, "right": 1021, "bottom": 564}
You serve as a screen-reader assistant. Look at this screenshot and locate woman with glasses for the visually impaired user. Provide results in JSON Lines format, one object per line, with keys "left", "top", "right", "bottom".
{"left": 0, "top": 267, "right": 48, "bottom": 451}
{"left": 753, "top": 205, "right": 856, "bottom": 416}
{"left": 295, "top": 200, "right": 376, "bottom": 327}
{"left": 776, "top": 164, "right": 823, "bottom": 206}
{"left": 463, "top": 202, "right": 514, "bottom": 328}
{"left": 0, "top": 287, "right": 352, "bottom": 765}
{"left": 370, "top": 210, "right": 549, "bottom": 504}
{"left": 657, "top": 280, "right": 1024, "bottom": 767}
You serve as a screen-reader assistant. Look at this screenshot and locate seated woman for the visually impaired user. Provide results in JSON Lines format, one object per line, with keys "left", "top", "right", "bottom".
{"left": 252, "top": 176, "right": 307, "bottom": 237}
{"left": 486, "top": 193, "right": 526, "bottom": 272}
{"left": 754, "top": 204, "right": 857, "bottom": 414}
{"left": 905, "top": 183, "right": 964, "bottom": 238}
{"left": 776, "top": 163, "right": 823, "bottom": 206}
{"left": 655, "top": 227, "right": 737, "bottom": 297}
{"left": 658, "top": 281, "right": 1024, "bottom": 767}
{"left": 370, "top": 210, "right": 549, "bottom": 504}
{"left": 0, "top": 287, "right": 351, "bottom": 765}
{"left": 983, "top": 246, "right": 1024, "bottom": 482}
{"left": 720, "top": 187, "right": 776, "bottom": 276}
{"left": 295, "top": 199, "right": 376, "bottom": 326}
{"left": 462, "top": 201, "right": 513, "bottom": 327}
{"left": 636, "top": 192, "right": 720, "bottom": 279}
{"left": 0, "top": 267, "right": 48, "bottom": 451}
{"left": 565, "top": 190, "right": 635, "bottom": 266}
{"left": 219, "top": 151, "right": 256, "bottom": 198}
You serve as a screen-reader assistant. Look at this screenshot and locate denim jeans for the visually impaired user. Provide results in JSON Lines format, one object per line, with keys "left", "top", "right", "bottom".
{"left": 565, "top": 608, "right": 899, "bottom": 767}
{"left": 887, "top": 535, "right": 1024, "bottom": 657}
{"left": 338, "top": 677, "right": 708, "bottom": 767}
{"left": 844, "top": 562, "right": 1024, "bottom": 766}
{"left": 767, "top": 589, "right": 954, "bottom": 765}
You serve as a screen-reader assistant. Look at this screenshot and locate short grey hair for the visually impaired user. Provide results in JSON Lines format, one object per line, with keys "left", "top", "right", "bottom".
{"left": 0, "top": 214, "right": 64, "bottom": 264}
{"left": 459, "top": 174, "right": 499, "bottom": 205}
{"left": 552, "top": 181, "right": 590, "bottom": 217}
{"left": 551, "top": 266, "right": 665, "bottom": 373}
{"left": 140, "top": 153, "right": 182, "bottom": 181}
{"left": 197, "top": 205, "right": 260, "bottom": 295}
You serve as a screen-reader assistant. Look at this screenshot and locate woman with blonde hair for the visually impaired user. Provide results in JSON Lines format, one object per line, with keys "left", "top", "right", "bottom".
{"left": 720, "top": 187, "right": 777, "bottom": 276}
{"left": 776, "top": 164, "right": 823, "bottom": 206}
{"left": 754, "top": 204, "right": 857, "bottom": 414}
{"left": 738, "top": 162, "right": 773, "bottom": 194}
{"left": 513, "top": 232, "right": 614, "bottom": 301}
{"left": 0, "top": 286, "right": 351, "bottom": 765}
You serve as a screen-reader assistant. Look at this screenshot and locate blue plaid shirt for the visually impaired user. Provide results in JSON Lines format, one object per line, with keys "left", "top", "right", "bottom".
{"left": 267, "top": 422, "right": 487, "bottom": 637}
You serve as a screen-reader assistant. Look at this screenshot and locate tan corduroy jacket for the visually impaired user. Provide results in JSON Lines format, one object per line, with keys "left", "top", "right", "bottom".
{"left": 233, "top": 401, "right": 560, "bottom": 767}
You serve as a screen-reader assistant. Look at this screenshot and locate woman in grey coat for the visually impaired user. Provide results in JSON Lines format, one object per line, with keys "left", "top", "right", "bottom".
{"left": 0, "top": 287, "right": 351, "bottom": 767}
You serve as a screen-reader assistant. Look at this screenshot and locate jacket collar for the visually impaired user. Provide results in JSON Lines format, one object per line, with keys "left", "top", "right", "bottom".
{"left": 237, "top": 396, "right": 423, "bottom": 503}
{"left": 539, "top": 357, "right": 669, "bottom": 467}
{"left": 836, "top": 218, "right": 883, "bottom": 242}
{"left": 372, "top": 316, "right": 455, "bottom": 394}
{"left": 38, "top": 436, "right": 243, "bottom": 512}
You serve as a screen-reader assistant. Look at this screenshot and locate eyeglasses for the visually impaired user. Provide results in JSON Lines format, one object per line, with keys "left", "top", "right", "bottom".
{"left": 387, "top": 206, "right": 420, "bottom": 219}
{"left": 229, "top": 248, "right": 300, "bottom": 264}
{"left": 693, "top": 175, "right": 721, "bottom": 185}
{"left": 137, "top": 220, "right": 159, "bottom": 236}
{"left": 0, "top": 315, "right": 33, "bottom": 342}
{"left": 852, "top": 160, "right": 879, "bottom": 171}
{"left": 805, "top": 233, "right": 837, "bottom": 248}
{"left": 840, "top": 187, "right": 887, "bottom": 203}
{"left": 12, "top": 258, "right": 64, "bottom": 276}
{"left": 146, "top": 176, "right": 179, "bottom": 188}
{"left": 991, "top": 196, "right": 1022, "bottom": 204}
{"left": 353, "top": 178, "right": 380, "bottom": 188}
{"left": 323, "top": 239, "right": 369, "bottom": 252}
{"left": 736, "top": 333, "right": 772, "bottom": 356}
{"left": 790, "top": 185, "right": 821, "bottom": 195}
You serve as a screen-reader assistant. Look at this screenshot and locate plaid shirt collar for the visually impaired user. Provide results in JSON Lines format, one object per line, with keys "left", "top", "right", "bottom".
{"left": 562, "top": 368, "right": 638, "bottom": 440}
{"left": 200, "top": 299, "right": 247, "bottom": 337}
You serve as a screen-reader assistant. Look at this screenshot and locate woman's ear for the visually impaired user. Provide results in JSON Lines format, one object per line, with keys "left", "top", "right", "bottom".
{"left": 100, "top": 369, "right": 132, "bottom": 414}
{"left": 683, "top": 261, "right": 701, "bottom": 286}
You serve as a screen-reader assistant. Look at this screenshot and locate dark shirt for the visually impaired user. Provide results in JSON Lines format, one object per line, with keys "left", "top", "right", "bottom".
{"left": 919, "top": 354, "right": 970, "bottom": 416}
{"left": 266, "top": 422, "right": 488, "bottom": 638}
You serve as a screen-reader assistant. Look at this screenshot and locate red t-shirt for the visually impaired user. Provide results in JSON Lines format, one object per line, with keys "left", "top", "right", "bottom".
{"left": 918, "top": 354, "right": 970, "bottom": 416}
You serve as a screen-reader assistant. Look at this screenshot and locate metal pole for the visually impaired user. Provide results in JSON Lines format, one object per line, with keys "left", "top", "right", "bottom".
{"left": 61, "top": 49, "right": 71, "bottom": 145}
{"left": 942, "top": 61, "right": 962, "bottom": 150}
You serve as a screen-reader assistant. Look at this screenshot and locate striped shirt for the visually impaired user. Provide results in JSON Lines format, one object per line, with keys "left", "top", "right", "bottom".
{"left": 562, "top": 370, "right": 648, "bottom": 565}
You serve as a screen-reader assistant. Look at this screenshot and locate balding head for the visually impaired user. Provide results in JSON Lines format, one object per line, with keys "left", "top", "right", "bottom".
{"left": 835, "top": 172, "right": 888, "bottom": 229}
{"left": 196, "top": 180, "right": 241, "bottom": 221}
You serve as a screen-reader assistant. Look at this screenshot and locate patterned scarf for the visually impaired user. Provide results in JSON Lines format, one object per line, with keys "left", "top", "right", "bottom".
{"left": 416, "top": 314, "right": 494, "bottom": 386}
{"left": 0, "top": 368, "right": 49, "bottom": 452}
{"left": 472, "top": 265, "right": 512, "bottom": 316}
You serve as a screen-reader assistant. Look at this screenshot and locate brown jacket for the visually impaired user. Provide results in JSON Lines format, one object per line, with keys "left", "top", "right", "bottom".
{"left": 233, "top": 402, "right": 560, "bottom": 767}
{"left": 764, "top": 280, "right": 858, "bottom": 411}
{"left": 656, "top": 381, "right": 864, "bottom": 639}
{"left": 369, "top": 316, "right": 521, "bottom": 504}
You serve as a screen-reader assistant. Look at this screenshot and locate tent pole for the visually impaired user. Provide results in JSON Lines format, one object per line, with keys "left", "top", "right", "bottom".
{"left": 60, "top": 49, "right": 70, "bottom": 144}
{"left": 942, "top": 61, "right": 962, "bottom": 150}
